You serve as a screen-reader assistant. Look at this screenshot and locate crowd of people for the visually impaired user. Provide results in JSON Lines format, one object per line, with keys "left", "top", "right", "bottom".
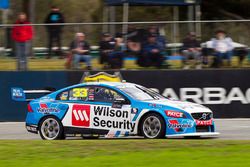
{"left": 11, "top": 6, "right": 248, "bottom": 71}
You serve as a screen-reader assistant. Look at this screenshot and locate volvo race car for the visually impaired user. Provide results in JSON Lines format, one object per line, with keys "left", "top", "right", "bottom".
{"left": 11, "top": 82, "right": 219, "bottom": 140}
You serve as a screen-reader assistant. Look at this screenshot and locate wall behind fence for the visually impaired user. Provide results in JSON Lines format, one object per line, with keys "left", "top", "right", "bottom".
{"left": 1, "top": 70, "right": 250, "bottom": 121}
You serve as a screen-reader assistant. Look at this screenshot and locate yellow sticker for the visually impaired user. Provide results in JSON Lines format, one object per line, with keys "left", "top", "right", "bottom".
{"left": 73, "top": 88, "right": 88, "bottom": 98}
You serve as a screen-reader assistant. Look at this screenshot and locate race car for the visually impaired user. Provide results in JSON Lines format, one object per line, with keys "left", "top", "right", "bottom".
{"left": 11, "top": 82, "right": 219, "bottom": 140}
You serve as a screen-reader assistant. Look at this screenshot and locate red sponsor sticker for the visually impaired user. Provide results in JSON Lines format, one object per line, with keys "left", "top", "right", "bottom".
{"left": 195, "top": 119, "right": 213, "bottom": 126}
{"left": 168, "top": 120, "right": 181, "bottom": 132}
{"left": 72, "top": 105, "right": 90, "bottom": 127}
{"left": 40, "top": 103, "right": 48, "bottom": 108}
{"left": 165, "top": 110, "right": 184, "bottom": 118}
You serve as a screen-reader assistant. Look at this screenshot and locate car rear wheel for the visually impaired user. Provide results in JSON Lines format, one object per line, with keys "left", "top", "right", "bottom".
{"left": 140, "top": 113, "right": 166, "bottom": 139}
{"left": 39, "top": 116, "right": 65, "bottom": 140}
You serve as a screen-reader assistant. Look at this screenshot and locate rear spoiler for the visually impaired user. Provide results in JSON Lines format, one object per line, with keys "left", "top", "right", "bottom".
{"left": 11, "top": 87, "right": 54, "bottom": 102}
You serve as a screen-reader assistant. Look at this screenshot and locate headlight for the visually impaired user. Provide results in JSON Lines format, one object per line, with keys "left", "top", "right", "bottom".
{"left": 210, "top": 113, "right": 213, "bottom": 119}
{"left": 165, "top": 110, "right": 186, "bottom": 118}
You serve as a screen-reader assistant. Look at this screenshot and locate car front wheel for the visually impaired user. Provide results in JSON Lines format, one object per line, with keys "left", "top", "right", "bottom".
{"left": 140, "top": 113, "right": 166, "bottom": 139}
{"left": 39, "top": 116, "right": 65, "bottom": 140}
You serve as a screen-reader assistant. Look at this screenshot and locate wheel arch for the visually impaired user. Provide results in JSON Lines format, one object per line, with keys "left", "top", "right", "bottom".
{"left": 137, "top": 110, "right": 166, "bottom": 136}
{"left": 38, "top": 114, "right": 65, "bottom": 140}
{"left": 38, "top": 114, "right": 62, "bottom": 128}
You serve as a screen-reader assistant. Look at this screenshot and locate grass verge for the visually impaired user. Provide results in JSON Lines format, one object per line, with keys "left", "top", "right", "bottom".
{"left": 0, "top": 56, "right": 249, "bottom": 71}
{"left": 0, "top": 140, "right": 250, "bottom": 167}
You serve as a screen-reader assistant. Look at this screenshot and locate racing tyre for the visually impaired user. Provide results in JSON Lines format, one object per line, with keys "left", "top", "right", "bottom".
{"left": 39, "top": 116, "right": 65, "bottom": 140}
{"left": 140, "top": 113, "right": 166, "bottom": 139}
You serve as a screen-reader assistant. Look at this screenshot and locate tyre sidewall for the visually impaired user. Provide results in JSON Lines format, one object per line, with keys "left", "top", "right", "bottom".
{"left": 38, "top": 116, "right": 64, "bottom": 140}
{"left": 140, "top": 113, "right": 166, "bottom": 139}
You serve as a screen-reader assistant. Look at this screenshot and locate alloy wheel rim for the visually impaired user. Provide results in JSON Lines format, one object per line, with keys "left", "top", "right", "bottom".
{"left": 143, "top": 116, "right": 161, "bottom": 138}
{"left": 41, "top": 118, "right": 60, "bottom": 140}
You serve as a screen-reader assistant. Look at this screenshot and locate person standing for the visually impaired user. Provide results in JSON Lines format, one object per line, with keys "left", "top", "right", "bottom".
{"left": 12, "top": 12, "right": 33, "bottom": 71}
{"left": 99, "top": 33, "right": 115, "bottom": 69}
{"left": 45, "top": 6, "right": 65, "bottom": 58}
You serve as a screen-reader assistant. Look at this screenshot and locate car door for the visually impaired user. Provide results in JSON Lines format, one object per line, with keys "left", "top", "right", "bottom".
{"left": 59, "top": 85, "right": 135, "bottom": 136}
{"left": 58, "top": 86, "right": 93, "bottom": 133}
{"left": 89, "top": 86, "right": 135, "bottom": 135}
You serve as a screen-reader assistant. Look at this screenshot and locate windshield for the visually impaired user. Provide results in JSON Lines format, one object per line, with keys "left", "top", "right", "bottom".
{"left": 117, "top": 85, "right": 165, "bottom": 101}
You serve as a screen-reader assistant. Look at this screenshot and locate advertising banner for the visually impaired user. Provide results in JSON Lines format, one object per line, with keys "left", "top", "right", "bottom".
{"left": 1, "top": 69, "right": 250, "bottom": 121}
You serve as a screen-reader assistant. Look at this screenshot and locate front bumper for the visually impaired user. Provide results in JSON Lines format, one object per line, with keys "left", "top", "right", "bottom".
{"left": 166, "top": 132, "right": 220, "bottom": 137}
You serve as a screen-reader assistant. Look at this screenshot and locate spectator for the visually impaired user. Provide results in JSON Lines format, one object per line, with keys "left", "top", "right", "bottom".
{"left": 211, "top": 30, "right": 234, "bottom": 68}
{"left": 182, "top": 32, "right": 202, "bottom": 69}
{"left": 45, "top": 6, "right": 65, "bottom": 59}
{"left": 147, "top": 25, "right": 167, "bottom": 51}
{"left": 126, "top": 25, "right": 142, "bottom": 54}
{"left": 108, "top": 35, "right": 125, "bottom": 69}
{"left": 11, "top": 12, "right": 33, "bottom": 71}
{"left": 139, "top": 34, "right": 164, "bottom": 68}
{"left": 99, "top": 33, "right": 115, "bottom": 69}
{"left": 70, "top": 33, "right": 92, "bottom": 70}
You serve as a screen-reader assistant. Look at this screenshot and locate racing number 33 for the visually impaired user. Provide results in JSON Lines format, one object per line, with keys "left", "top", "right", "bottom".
{"left": 73, "top": 88, "right": 88, "bottom": 98}
{"left": 72, "top": 105, "right": 91, "bottom": 127}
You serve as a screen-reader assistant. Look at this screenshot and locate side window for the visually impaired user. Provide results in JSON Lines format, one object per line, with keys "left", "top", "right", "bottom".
{"left": 57, "top": 91, "right": 69, "bottom": 101}
{"left": 69, "top": 87, "right": 89, "bottom": 101}
{"left": 56, "top": 87, "right": 90, "bottom": 101}
{"left": 94, "top": 87, "right": 124, "bottom": 103}
{"left": 56, "top": 86, "right": 128, "bottom": 103}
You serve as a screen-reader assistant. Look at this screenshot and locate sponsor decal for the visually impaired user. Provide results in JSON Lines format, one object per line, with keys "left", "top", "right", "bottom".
{"left": 159, "top": 87, "right": 250, "bottom": 105}
{"left": 80, "top": 72, "right": 123, "bottom": 83}
{"left": 11, "top": 88, "right": 26, "bottom": 101}
{"left": 148, "top": 103, "right": 163, "bottom": 108}
{"left": 72, "top": 105, "right": 90, "bottom": 127}
{"left": 149, "top": 103, "right": 157, "bottom": 107}
{"left": 165, "top": 110, "right": 184, "bottom": 118}
{"left": 195, "top": 119, "right": 213, "bottom": 126}
{"left": 92, "top": 106, "right": 136, "bottom": 132}
{"left": 37, "top": 103, "right": 59, "bottom": 113}
{"left": 131, "top": 108, "right": 138, "bottom": 114}
{"left": 168, "top": 120, "right": 193, "bottom": 132}
{"left": 72, "top": 88, "right": 88, "bottom": 98}
{"left": 60, "top": 91, "right": 68, "bottom": 100}
{"left": 88, "top": 88, "right": 95, "bottom": 101}
{"left": 12, "top": 88, "right": 24, "bottom": 98}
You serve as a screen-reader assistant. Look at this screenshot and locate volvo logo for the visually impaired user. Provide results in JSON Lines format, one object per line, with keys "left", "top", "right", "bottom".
{"left": 200, "top": 113, "right": 208, "bottom": 120}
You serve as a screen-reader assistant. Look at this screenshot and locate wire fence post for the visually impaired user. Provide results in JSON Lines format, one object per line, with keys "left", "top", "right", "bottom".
{"left": 195, "top": 5, "right": 202, "bottom": 40}
{"left": 122, "top": 2, "right": 129, "bottom": 46}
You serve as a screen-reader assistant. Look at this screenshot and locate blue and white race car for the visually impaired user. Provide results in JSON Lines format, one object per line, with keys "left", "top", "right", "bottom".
{"left": 12, "top": 82, "right": 219, "bottom": 140}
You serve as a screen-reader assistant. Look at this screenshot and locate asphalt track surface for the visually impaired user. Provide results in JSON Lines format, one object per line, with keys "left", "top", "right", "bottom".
{"left": 0, "top": 119, "right": 250, "bottom": 140}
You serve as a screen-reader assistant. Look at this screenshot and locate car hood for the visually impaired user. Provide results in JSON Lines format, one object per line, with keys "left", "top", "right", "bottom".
{"left": 145, "top": 99, "right": 212, "bottom": 114}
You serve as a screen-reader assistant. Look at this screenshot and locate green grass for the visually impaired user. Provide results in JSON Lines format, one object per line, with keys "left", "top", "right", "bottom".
{"left": 1, "top": 140, "right": 250, "bottom": 167}
{"left": 0, "top": 56, "right": 249, "bottom": 71}
{"left": 0, "top": 57, "right": 142, "bottom": 71}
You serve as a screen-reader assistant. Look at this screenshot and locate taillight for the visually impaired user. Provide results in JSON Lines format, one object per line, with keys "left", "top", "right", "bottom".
{"left": 27, "top": 103, "right": 33, "bottom": 112}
